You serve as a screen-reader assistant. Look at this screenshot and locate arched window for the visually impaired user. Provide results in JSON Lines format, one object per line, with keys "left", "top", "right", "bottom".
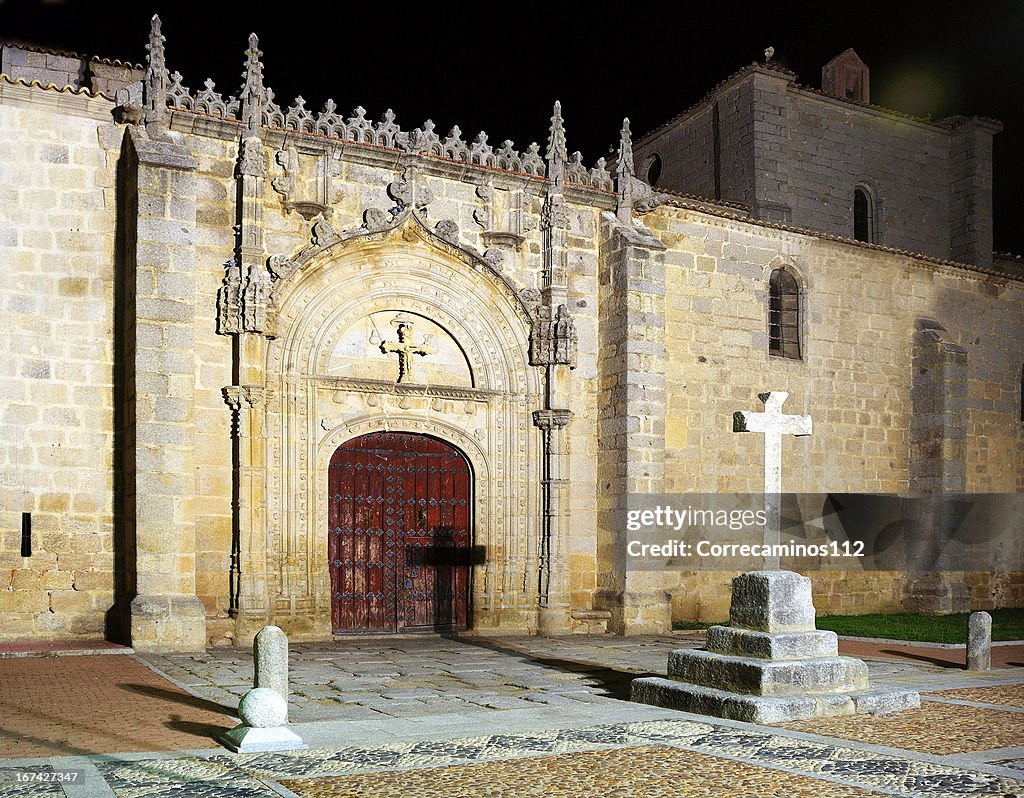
{"left": 769, "top": 268, "right": 801, "bottom": 359}
{"left": 854, "top": 186, "right": 874, "bottom": 242}
{"left": 646, "top": 153, "right": 663, "bottom": 187}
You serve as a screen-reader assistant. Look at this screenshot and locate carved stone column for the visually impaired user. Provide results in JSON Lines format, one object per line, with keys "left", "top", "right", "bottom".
{"left": 534, "top": 409, "right": 573, "bottom": 633}
{"left": 224, "top": 385, "right": 271, "bottom": 639}
{"left": 528, "top": 102, "right": 577, "bottom": 633}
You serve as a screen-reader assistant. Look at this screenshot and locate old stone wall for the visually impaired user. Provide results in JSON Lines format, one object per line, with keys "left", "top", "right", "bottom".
{"left": 0, "top": 82, "right": 120, "bottom": 639}
{"left": 649, "top": 204, "right": 1024, "bottom": 619}
{"left": 189, "top": 134, "right": 236, "bottom": 644}
{"left": 1, "top": 67, "right": 1019, "bottom": 645}
{"left": 634, "top": 69, "right": 984, "bottom": 263}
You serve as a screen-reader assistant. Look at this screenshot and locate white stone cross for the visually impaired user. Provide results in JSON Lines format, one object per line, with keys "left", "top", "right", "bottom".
{"left": 733, "top": 391, "right": 812, "bottom": 569}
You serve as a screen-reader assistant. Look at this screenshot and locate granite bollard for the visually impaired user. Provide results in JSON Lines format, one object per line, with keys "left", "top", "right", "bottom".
{"left": 255, "top": 625, "right": 289, "bottom": 710}
{"left": 218, "top": 627, "right": 306, "bottom": 753}
{"left": 967, "top": 611, "right": 992, "bottom": 671}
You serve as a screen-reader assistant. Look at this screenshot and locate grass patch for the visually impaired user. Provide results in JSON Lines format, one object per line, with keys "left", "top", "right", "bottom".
{"left": 673, "top": 609, "right": 1024, "bottom": 643}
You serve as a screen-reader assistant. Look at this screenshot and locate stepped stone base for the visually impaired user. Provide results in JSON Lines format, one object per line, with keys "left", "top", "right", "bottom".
{"left": 705, "top": 625, "right": 838, "bottom": 660}
{"left": 633, "top": 571, "right": 920, "bottom": 724}
{"left": 632, "top": 677, "right": 920, "bottom": 724}
{"left": 667, "top": 649, "right": 868, "bottom": 696}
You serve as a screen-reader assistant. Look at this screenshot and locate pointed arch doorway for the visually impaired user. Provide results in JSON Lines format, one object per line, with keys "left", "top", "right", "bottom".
{"left": 328, "top": 432, "right": 472, "bottom": 634}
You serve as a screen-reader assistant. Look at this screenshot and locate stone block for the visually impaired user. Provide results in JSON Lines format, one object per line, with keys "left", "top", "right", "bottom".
{"left": 632, "top": 677, "right": 919, "bottom": 724}
{"left": 729, "top": 570, "right": 815, "bottom": 632}
{"left": 130, "top": 593, "right": 207, "bottom": 653}
{"left": 218, "top": 724, "right": 307, "bottom": 754}
{"left": 705, "top": 625, "right": 838, "bottom": 660}
{"left": 667, "top": 649, "right": 868, "bottom": 696}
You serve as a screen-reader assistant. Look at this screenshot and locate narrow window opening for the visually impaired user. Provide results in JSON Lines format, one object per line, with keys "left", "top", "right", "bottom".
{"left": 21, "top": 512, "right": 31, "bottom": 557}
{"left": 854, "top": 186, "right": 873, "bottom": 242}
{"left": 769, "top": 269, "right": 801, "bottom": 359}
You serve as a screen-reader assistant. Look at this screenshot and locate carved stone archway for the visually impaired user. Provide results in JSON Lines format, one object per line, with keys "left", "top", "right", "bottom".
{"left": 231, "top": 214, "right": 547, "bottom": 640}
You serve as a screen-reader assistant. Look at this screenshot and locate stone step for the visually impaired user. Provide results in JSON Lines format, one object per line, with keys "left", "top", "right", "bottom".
{"left": 631, "top": 676, "right": 920, "bottom": 724}
{"left": 667, "top": 649, "right": 868, "bottom": 696}
{"left": 704, "top": 625, "right": 838, "bottom": 660}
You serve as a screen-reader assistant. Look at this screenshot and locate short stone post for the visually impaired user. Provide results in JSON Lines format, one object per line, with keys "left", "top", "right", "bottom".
{"left": 218, "top": 626, "right": 305, "bottom": 753}
{"left": 967, "top": 611, "right": 992, "bottom": 671}
{"left": 255, "top": 625, "right": 289, "bottom": 714}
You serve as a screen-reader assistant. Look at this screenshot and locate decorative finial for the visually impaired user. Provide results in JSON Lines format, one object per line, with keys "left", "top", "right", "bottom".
{"left": 764, "top": 45, "right": 775, "bottom": 62}
{"left": 240, "top": 32, "right": 267, "bottom": 136}
{"left": 615, "top": 118, "right": 635, "bottom": 222}
{"left": 546, "top": 101, "right": 566, "bottom": 161}
{"left": 143, "top": 14, "right": 168, "bottom": 131}
{"left": 546, "top": 100, "right": 566, "bottom": 186}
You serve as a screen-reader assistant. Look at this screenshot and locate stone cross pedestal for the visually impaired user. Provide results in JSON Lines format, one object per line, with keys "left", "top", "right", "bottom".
{"left": 219, "top": 626, "right": 306, "bottom": 753}
{"left": 733, "top": 392, "right": 812, "bottom": 569}
{"left": 632, "top": 571, "right": 920, "bottom": 724}
{"left": 967, "top": 611, "right": 992, "bottom": 671}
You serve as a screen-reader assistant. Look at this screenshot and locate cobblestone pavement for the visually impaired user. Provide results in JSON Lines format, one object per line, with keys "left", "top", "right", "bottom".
{"left": 1, "top": 635, "right": 1023, "bottom": 797}
{"left": 19, "top": 717, "right": 1024, "bottom": 798}
{"left": 784, "top": 701, "right": 1024, "bottom": 754}
{"left": 933, "top": 683, "right": 1024, "bottom": 708}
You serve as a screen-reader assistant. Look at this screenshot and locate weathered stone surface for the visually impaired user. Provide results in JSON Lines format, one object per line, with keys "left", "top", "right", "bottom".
{"left": 729, "top": 571, "right": 815, "bottom": 633}
{"left": 238, "top": 687, "right": 286, "bottom": 728}
{"left": 254, "top": 625, "right": 289, "bottom": 704}
{"left": 632, "top": 677, "right": 919, "bottom": 724}
{"left": 705, "top": 625, "right": 838, "bottom": 660}
{"left": 967, "top": 611, "right": 992, "bottom": 671}
{"left": 1, "top": 36, "right": 1022, "bottom": 649}
{"left": 667, "top": 649, "right": 868, "bottom": 696}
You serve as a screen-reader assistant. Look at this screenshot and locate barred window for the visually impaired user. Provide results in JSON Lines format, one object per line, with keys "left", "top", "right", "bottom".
{"left": 769, "top": 268, "right": 801, "bottom": 359}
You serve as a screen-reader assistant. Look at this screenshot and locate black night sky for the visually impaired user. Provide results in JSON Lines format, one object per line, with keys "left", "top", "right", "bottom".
{"left": 1, "top": 0, "right": 1022, "bottom": 254}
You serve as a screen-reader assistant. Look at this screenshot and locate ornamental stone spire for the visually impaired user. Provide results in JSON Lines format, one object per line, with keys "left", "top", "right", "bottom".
{"left": 240, "top": 33, "right": 267, "bottom": 136}
{"left": 546, "top": 100, "right": 566, "bottom": 186}
{"left": 615, "top": 117, "right": 635, "bottom": 223}
{"left": 143, "top": 14, "right": 168, "bottom": 133}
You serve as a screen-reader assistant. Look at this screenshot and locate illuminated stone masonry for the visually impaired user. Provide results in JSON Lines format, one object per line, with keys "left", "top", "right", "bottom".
{"left": 0, "top": 15, "right": 1021, "bottom": 648}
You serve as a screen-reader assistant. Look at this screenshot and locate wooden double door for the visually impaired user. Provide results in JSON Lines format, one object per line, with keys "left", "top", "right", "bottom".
{"left": 328, "top": 432, "right": 471, "bottom": 633}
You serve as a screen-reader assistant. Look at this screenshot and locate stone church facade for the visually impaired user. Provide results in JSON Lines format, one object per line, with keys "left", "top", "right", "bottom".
{"left": 1, "top": 22, "right": 1021, "bottom": 651}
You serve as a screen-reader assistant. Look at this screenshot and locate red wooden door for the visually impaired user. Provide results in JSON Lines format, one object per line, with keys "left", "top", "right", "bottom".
{"left": 329, "top": 432, "right": 471, "bottom": 633}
